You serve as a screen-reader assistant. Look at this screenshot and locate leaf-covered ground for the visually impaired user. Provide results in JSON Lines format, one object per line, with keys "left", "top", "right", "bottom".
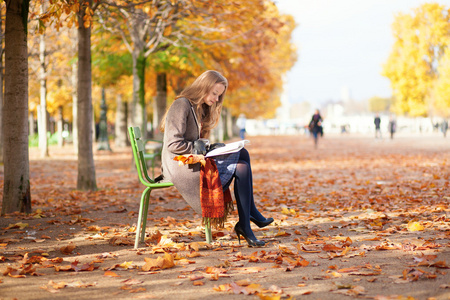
{"left": 1, "top": 133, "right": 449, "bottom": 300}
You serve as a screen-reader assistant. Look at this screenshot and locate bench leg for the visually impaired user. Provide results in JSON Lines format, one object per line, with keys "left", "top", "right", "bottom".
{"left": 134, "top": 187, "right": 151, "bottom": 249}
{"left": 205, "top": 219, "right": 212, "bottom": 244}
{"left": 140, "top": 190, "right": 151, "bottom": 243}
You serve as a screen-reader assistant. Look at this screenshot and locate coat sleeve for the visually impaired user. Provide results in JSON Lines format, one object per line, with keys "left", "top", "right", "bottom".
{"left": 164, "top": 99, "right": 196, "bottom": 155}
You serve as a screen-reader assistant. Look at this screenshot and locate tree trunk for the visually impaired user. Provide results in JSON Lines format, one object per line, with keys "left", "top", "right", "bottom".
{"left": 218, "top": 111, "right": 224, "bottom": 142}
{"left": 71, "top": 59, "right": 78, "bottom": 154}
{"left": 0, "top": 7, "right": 3, "bottom": 164}
{"left": 38, "top": 5, "right": 48, "bottom": 157}
{"left": 220, "top": 107, "right": 230, "bottom": 140}
{"left": 76, "top": 0, "right": 97, "bottom": 191}
{"left": 114, "top": 94, "right": 128, "bottom": 148}
{"left": 153, "top": 72, "right": 167, "bottom": 140}
{"left": 57, "top": 106, "right": 63, "bottom": 147}
{"left": 225, "top": 108, "right": 233, "bottom": 139}
{"left": 92, "top": 110, "right": 96, "bottom": 143}
{"left": 28, "top": 112, "right": 35, "bottom": 135}
{"left": 130, "top": 52, "right": 147, "bottom": 138}
{"left": 2, "top": 0, "right": 31, "bottom": 214}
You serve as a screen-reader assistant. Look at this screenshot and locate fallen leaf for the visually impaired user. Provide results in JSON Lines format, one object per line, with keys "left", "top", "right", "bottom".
{"left": 60, "top": 244, "right": 76, "bottom": 255}
{"left": 6, "top": 222, "right": 29, "bottom": 230}
{"left": 408, "top": 221, "right": 424, "bottom": 232}
{"left": 104, "top": 271, "right": 121, "bottom": 277}
{"left": 142, "top": 252, "right": 175, "bottom": 271}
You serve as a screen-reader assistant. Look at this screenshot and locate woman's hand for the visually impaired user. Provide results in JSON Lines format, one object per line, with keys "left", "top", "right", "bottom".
{"left": 193, "top": 139, "right": 209, "bottom": 155}
{"left": 207, "top": 143, "right": 226, "bottom": 152}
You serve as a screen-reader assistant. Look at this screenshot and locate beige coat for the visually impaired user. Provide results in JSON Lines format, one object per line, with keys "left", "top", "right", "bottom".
{"left": 162, "top": 98, "right": 202, "bottom": 214}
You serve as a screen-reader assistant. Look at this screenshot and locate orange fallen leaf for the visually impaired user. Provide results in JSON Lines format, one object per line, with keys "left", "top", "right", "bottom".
{"left": 258, "top": 293, "right": 281, "bottom": 300}
{"left": 189, "top": 242, "right": 200, "bottom": 252}
{"left": 187, "top": 251, "right": 202, "bottom": 258}
{"left": 6, "top": 222, "right": 29, "bottom": 230}
{"left": 323, "top": 244, "right": 344, "bottom": 252}
{"left": 235, "top": 279, "right": 251, "bottom": 286}
{"left": 122, "top": 278, "right": 144, "bottom": 285}
{"left": 190, "top": 274, "right": 204, "bottom": 281}
{"left": 240, "top": 267, "right": 266, "bottom": 273}
{"left": 213, "top": 284, "right": 231, "bottom": 292}
{"left": 104, "top": 271, "right": 120, "bottom": 277}
{"left": 329, "top": 271, "right": 343, "bottom": 277}
{"left": 60, "top": 244, "right": 76, "bottom": 255}
{"left": 334, "top": 285, "right": 366, "bottom": 296}
{"left": 142, "top": 252, "right": 175, "bottom": 271}
{"left": 245, "top": 283, "right": 262, "bottom": 295}
{"left": 109, "top": 236, "right": 133, "bottom": 246}
{"left": 129, "top": 287, "right": 146, "bottom": 293}
{"left": 210, "top": 273, "right": 219, "bottom": 281}
{"left": 430, "top": 261, "right": 448, "bottom": 268}
{"left": 338, "top": 267, "right": 360, "bottom": 273}
{"left": 48, "top": 280, "right": 67, "bottom": 289}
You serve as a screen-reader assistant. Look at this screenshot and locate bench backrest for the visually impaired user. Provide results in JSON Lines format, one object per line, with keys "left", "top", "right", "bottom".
{"left": 128, "top": 126, "right": 155, "bottom": 184}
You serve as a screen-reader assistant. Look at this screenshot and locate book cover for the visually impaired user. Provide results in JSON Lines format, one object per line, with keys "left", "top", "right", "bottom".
{"left": 205, "top": 140, "right": 250, "bottom": 157}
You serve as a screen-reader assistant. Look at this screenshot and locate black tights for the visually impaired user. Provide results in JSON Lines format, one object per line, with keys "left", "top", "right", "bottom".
{"left": 233, "top": 148, "right": 265, "bottom": 238}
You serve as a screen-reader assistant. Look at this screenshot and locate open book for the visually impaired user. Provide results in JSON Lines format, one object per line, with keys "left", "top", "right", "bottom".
{"left": 205, "top": 140, "right": 250, "bottom": 157}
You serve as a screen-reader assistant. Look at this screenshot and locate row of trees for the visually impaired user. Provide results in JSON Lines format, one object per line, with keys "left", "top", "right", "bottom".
{"left": 382, "top": 3, "right": 450, "bottom": 117}
{"left": 1, "top": 0, "right": 297, "bottom": 214}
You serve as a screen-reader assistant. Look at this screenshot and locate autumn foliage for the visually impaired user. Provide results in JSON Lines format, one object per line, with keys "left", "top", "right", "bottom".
{"left": 25, "top": 0, "right": 297, "bottom": 122}
{"left": 382, "top": 3, "right": 450, "bottom": 117}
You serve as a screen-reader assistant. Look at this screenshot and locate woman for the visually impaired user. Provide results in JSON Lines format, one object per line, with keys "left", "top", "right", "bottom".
{"left": 309, "top": 109, "right": 323, "bottom": 148}
{"left": 160, "top": 70, "right": 273, "bottom": 247}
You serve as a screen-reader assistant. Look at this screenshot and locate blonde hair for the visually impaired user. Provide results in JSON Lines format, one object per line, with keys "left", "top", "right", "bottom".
{"left": 160, "top": 70, "right": 228, "bottom": 138}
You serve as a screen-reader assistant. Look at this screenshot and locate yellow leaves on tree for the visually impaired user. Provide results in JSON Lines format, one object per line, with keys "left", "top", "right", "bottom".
{"left": 434, "top": 48, "right": 450, "bottom": 117}
{"left": 382, "top": 3, "right": 450, "bottom": 117}
{"left": 165, "top": 0, "right": 297, "bottom": 119}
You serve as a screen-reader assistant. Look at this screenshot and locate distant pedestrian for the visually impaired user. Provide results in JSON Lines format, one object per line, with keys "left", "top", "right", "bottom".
{"left": 374, "top": 113, "right": 382, "bottom": 139}
{"left": 236, "top": 113, "right": 247, "bottom": 140}
{"left": 309, "top": 109, "right": 323, "bottom": 148}
{"left": 442, "top": 119, "right": 448, "bottom": 138}
{"left": 388, "top": 115, "right": 396, "bottom": 139}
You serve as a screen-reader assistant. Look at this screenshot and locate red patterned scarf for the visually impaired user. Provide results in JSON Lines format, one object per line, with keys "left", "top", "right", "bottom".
{"left": 200, "top": 158, "right": 233, "bottom": 228}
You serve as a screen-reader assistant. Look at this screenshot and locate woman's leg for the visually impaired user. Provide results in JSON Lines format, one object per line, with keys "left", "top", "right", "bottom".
{"left": 238, "top": 149, "right": 266, "bottom": 221}
{"left": 234, "top": 160, "right": 253, "bottom": 236}
{"left": 313, "top": 131, "right": 318, "bottom": 148}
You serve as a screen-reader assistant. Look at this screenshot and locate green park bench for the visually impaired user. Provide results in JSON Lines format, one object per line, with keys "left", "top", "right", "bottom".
{"left": 128, "top": 126, "right": 212, "bottom": 249}
{"left": 143, "top": 139, "right": 163, "bottom": 179}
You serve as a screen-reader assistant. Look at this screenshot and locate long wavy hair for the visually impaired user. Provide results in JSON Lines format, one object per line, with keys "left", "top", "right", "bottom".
{"left": 161, "top": 70, "right": 228, "bottom": 138}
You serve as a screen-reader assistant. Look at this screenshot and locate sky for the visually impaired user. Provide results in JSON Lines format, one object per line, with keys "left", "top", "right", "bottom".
{"left": 274, "top": 0, "right": 449, "bottom": 107}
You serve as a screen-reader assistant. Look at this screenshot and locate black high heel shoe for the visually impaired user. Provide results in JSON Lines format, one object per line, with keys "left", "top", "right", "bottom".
{"left": 250, "top": 216, "right": 274, "bottom": 228}
{"left": 234, "top": 223, "right": 265, "bottom": 247}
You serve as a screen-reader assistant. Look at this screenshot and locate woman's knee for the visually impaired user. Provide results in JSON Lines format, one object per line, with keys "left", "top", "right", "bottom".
{"left": 235, "top": 160, "right": 250, "bottom": 177}
{"left": 239, "top": 148, "right": 250, "bottom": 163}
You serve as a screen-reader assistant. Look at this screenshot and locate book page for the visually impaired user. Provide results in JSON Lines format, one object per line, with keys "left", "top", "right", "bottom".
{"left": 205, "top": 140, "right": 250, "bottom": 157}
